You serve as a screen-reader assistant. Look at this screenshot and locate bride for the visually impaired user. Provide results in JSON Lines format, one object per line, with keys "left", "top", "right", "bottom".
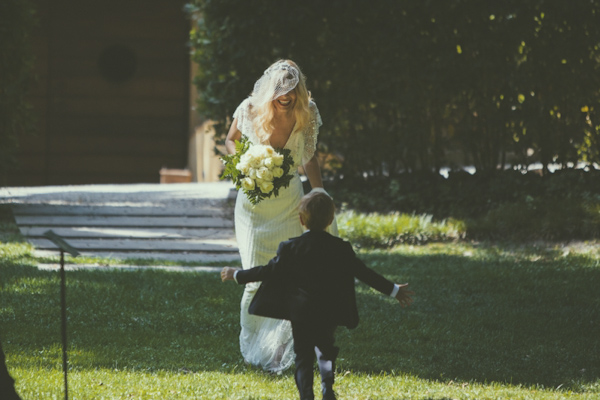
{"left": 225, "top": 59, "right": 336, "bottom": 372}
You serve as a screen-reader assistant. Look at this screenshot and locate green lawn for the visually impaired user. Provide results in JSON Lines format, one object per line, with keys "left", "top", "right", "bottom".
{"left": 1, "top": 205, "right": 599, "bottom": 399}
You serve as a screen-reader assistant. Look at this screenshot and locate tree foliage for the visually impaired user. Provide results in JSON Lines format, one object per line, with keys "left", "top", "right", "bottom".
{"left": 0, "top": 0, "right": 36, "bottom": 185}
{"left": 187, "top": 0, "right": 600, "bottom": 177}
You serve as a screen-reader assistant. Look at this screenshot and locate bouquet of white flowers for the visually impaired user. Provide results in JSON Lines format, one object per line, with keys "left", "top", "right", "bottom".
{"left": 220, "top": 136, "right": 295, "bottom": 205}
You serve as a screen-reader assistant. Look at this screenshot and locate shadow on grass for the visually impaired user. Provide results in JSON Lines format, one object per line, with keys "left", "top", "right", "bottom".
{"left": 1, "top": 246, "right": 599, "bottom": 392}
{"left": 345, "top": 248, "right": 600, "bottom": 390}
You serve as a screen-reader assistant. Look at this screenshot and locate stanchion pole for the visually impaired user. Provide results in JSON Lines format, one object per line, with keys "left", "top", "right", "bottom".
{"left": 59, "top": 249, "right": 68, "bottom": 400}
{"left": 43, "top": 230, "right": 80, "bottom": 400}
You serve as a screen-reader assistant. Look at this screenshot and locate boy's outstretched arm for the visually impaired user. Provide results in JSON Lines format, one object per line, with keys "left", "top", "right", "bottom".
{"left": 221, "top": 267, "right": 240, "bottom": 282}
{"left": 395, "top": 283, "right": 414, "bottom": 308}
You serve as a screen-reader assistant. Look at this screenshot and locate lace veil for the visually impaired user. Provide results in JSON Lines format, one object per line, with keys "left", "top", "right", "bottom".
{"left": 233, "top": 59, "right": 321, "bottom": 164}
{"left": 250, "top": 60, "right": 300, "bottom": 106}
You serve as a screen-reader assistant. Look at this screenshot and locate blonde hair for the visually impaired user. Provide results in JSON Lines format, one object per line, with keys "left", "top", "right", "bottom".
{"left": 253, "top": 60, "right": 311, "bottom": 144}
{"left": 299, "top": 192, "right": 335, "bottom": 231}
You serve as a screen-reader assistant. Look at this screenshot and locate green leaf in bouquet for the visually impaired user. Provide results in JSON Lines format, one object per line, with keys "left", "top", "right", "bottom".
{"left": 219, "top": 136, "right": 250, "bottom": 186}
{"left": 221, "top": 136, "right": 296, "bottom": 205}
{"left": 269, "top": 147, "right": 294, "bottom": 197}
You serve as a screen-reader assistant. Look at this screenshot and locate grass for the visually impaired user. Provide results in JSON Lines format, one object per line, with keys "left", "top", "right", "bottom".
{"left": 1, "top": 238, "right": 599, "bottom": 398}
{"left": 337, "top": 211, "right": 466, "bottom": 247}
{"left": 1, "top": 204, "right": 599, "bottom": 399}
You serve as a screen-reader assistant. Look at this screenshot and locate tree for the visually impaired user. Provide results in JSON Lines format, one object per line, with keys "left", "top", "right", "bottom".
{"left": 187, "top": 0, "right": 600, "bottom": 178}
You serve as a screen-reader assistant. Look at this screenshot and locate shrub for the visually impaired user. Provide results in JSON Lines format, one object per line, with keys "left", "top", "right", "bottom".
{"left": 329, "top": 169, "right": 600, "bottom": 242}
{"left": 466, "top": 197, "right": 600, "bottom": 241}
{"left": 187, "top": 0, "right": 600, "bottom": 178}
{"left": 337, "top": 210, "right": 465, "bottom": 248}
{"left": 329, "top": 169, "right": 600, "bottom": 216}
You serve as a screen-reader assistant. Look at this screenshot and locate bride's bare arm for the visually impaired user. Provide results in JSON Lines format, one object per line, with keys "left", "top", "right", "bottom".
{"left": 303, "top": 155, "right": 324, "bottom": 189}
{"left": 225, "top": 118, "right": 242, "bottom": 154}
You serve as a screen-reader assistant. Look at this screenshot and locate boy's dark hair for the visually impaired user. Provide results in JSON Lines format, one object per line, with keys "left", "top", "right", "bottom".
{"left": 299, "top": 192, "right": 335, "bottom": 230}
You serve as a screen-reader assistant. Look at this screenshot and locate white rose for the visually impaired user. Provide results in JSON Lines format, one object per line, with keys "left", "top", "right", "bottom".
{"left": 263, "top": 146, "right": 275, "bottom": 156}
{"left": 257, "top": 167, "right": 273, "bottom": 181}
{"left": 272, "top": 153, "right": 284, "bottom": 166}
{"left": 241, "top": 177, "right": 255, "bottom": 191}
{"left": 239, "top": 153, "right": 251, "bottom": 165}
{"left": 249, "top": 156, "right": 262, "bottom": 169}
{"left": 258, "top": 180, "right": 274, "bottom": 194}
{"left": 249, "top": 144, "right": 267, "bottom": 157}
{"left": 272, "top": 167, "right": 284, "bottom": 178}
{"left": 236, "top": 159, "right": 250, "bottom": 174}
{"left": 263, "top": 157, "right": 275, "bottom": 168}
{"left": 239, "top": 152, "right": 249, "bottom": 161}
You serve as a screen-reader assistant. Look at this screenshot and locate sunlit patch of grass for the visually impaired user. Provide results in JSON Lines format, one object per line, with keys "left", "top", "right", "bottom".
{"left": 116, "top": 258, "right": 241, "bottom": 268}
{"left": 338, "top": 210, "right": 466, "bottom": 247}
{"left": 33, "top": 254, "right": 241, "bottom": 268}
{"left": 8, "top": 367, "right": 599, "bottom": 399}
{"left": 0, "top": 241, "right": 35, "bottom": 261}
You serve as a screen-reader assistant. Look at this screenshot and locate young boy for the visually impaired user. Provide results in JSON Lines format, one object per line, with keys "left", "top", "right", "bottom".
{"left": 221, "top": 192, "right": 413, "bottom": 400}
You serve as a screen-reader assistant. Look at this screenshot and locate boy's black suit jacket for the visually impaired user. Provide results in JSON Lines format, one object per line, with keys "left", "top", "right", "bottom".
{"left": 235, "top": 230, "right": 395, "bottom": 329}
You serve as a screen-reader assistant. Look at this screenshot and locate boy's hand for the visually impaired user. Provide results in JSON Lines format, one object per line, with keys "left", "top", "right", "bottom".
{"left": 395, "top": 283, "right": 414, "bottom": 308}
{"left": 221, "top": 267, "right": 240, "bottom": 282}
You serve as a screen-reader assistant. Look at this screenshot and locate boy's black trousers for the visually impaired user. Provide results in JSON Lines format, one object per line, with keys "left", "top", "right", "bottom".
{"left": 291, "top": 321, "right": 339, "bottom": 400}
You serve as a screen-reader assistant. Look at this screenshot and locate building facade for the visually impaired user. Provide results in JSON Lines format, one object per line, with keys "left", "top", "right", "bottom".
{"left": 10, "top": 0, "right": 223, "bottom": 186}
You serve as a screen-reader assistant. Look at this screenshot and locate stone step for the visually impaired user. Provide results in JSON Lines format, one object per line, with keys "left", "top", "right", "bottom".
{"left": 36, "top": 264, "right": 224, "bottom": 273}
{"left": 30, "top": 238, "right": 238, "bottom": 253}
{"left": 33, "top": 250, "right": 240, "bottom": 263}
{"left": 11, "top": 204, "right": 224, "bottom": 217}
{"left": 14, "top": 215, "right": 233, "bottom": 228}
{"left": 5, "top": 182, "right": 240, "bottom": 264}
{"left": 20, "top": 226, "right": 235, "bottom": 240}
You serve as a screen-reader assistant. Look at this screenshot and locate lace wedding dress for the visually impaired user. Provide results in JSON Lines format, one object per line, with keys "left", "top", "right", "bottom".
{"left": 233, "top": 98, "right": 336, "bottom": 372}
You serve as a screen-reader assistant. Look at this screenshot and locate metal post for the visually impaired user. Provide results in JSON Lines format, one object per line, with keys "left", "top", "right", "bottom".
{"left": 43, "top": 230, "right": 79, "bottom": 400}
{"left": 60, "top": 250, "right": 68, "bottom": 400}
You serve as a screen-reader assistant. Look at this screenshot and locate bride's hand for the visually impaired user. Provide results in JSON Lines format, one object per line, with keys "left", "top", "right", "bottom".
{"left": 221, "top": 267, "right": 239, "bottom": 282}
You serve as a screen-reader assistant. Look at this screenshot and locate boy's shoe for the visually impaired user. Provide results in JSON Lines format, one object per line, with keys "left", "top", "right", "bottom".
{"left": 322, "top": 384, "right": 337, "bottom": 400}
{"left": 322, "top": 391, "right": 337, "bottom": 400}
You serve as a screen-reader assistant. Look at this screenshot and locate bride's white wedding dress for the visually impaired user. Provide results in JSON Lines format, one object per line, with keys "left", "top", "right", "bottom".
{"left": 232, "top": 98, "right": 336, "bottom": 372}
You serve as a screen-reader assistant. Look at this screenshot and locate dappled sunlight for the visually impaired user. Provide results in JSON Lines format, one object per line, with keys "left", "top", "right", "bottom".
{"left": 0, "top": 242, "right": 35, "bottom": 260}
{"left": 8, "top": 344, "right": 94, "bottom": 370}
{"left": 384, "top": 242, "right": 479, "bottom": 257}
{"left": 338, "top": 211, "right": 467, "bottom": 248}
{"left": 2, "top": 244, "right": 598, "bottom": 398}
{"left": 366, "top": 241, "right": 600, "bottom": 264}
{"left": 12, "top": 367, "right": 299, "bottom": 399}
{"left": 9, "top": 366, "right": 599, "bottom": 399}
{"left": 3, "top": 275, "right": 59, "bottom": 295}
{"left": 458, "top": 242, "right": 600, "bottom": 265}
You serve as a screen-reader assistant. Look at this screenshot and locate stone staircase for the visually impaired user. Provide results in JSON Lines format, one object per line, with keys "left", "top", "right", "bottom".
{"left": 2, "top": 183, "right": 240, "bottom": 264}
